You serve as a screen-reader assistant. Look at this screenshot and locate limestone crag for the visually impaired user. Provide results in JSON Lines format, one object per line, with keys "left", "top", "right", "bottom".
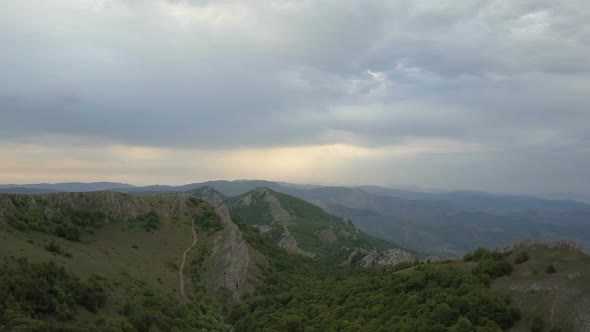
{"left": 278, "top": 226, "right": 314, "bottom": 257}
{"left": 497, "top": 240, "right": 584, "bottom": 253}
{"left": 211, "top": 204, "right": 251, "bottom": 302}
{"left": 360, "top": 248, "right": 418, "bottom": 268}
{"left": 0, "top": 191, "right": 151, "bottom": 221}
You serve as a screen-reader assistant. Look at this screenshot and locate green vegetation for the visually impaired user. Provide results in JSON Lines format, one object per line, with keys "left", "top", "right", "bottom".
{"left": 2, "top": 192, "right": 588, "bottom": 331}
{"left": 0, "top": 259, "right": 106, "bottom": 330}
{"left": 229, "top": 188, "right": 394, "bottom": 257}
{"left": 194, "top": 204, "right": 223, "bottom": 233}
{"left": 44, "top": 240, "right": 72, "bottom": 258}
{"left": 229, "top": 219, "right": 520, "bottom": 331}
{"left": 513, "top": 251, "right": 529, "bottom": 264}
{"left": 465, "top": 247, "right": 513, "bottom": 283}
{"left": 120, "top": 291, "right": 227, "bottom": 331}
{"left": 0, "top": 192, "right": 232, "bottom": 331}
{"left": 136, "top": 211, "right": 160, "bottom": 231}
{"left": 0, "top": 257, "right": 229, "bottom": 331}
{"left": 6, "top": 205, "right": 113, "bottom": 241}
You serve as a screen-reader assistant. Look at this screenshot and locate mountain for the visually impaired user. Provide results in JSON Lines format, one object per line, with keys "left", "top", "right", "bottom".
{"left": 0, "top": 191, "right": 256, "bottom": 330}
{"left": 3, "top": 179, "right": 590, "bottom": 256}
{"left": 116, "top": 180, "right": 590, "bottom": 256}
{"left": 259, "top": 185, "right": 590, "bottom": 256}
{"left": 0, "top": 182, "right": 135, "bottom": 192}
{"left": 357, "top": 185, "right": 590, "bottom": 215}
{"left": 227, "top": 187, "right": 397, "bottom": 259}
{"left": 0, "top": 187, "right": 63, "bottom": 194}
{"left": 1, "top": 191, "right": 589, "bottom": 331}
{"left": 187, "top": 186, "right": 227, "bottom": 206}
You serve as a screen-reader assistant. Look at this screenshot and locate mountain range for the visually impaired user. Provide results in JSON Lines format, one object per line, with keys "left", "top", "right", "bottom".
{"left": 3, "top": 180, "right": 588, "bottom": 257}
{"left": 1, "top": 187, "right": 589, "bottom": 331}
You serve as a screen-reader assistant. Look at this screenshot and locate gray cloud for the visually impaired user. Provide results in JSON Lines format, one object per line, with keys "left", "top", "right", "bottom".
{"left": 1, "top": 0, "right": 589, "bottom": 192}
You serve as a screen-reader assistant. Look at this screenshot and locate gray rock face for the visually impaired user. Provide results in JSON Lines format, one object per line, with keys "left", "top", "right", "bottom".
{"left": 0, "top": 191, "right": 151, "bottom": 221}
{"left": 497, "top": 240, "right": 584, "bottom": 253}
{"left": 360, "top": 248, "right": 418, "bottom": 268}
{"left": 568, "top": 272, "right": 581, "bottom": 280}
{"left": 211, "top": 204, "right": 251, "bottom": 302}
{"left": 277, "top": 226, "right": 315, "bottom": 257}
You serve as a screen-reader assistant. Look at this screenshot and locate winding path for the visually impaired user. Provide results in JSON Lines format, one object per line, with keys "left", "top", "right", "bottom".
{"left": 179, "top": 218, "right": 197, "bottom": 301}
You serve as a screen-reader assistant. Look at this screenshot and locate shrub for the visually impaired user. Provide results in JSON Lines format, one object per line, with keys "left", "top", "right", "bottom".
{"left": 471, "top": 247, "right": 490, "bottom": 261}
{"left": 531, "top": 317, "right": 544, "bottom": 332}
{"left": 514, "top": 252, "right": 529, "bottom": 264}
{"left": 546, "top": 264, "right": 557, "bottom": 274}
{"left": 44, "top": 240, "right": 62, "bottom": 254}
{"left": 473, "top": 258, "right": 513, "bottom": 279}
{"left": 137, "top": 211, "right": 160, "bottom": 231}
{"left": 463, "top": 253, "right": 473, "bottom": 262}
{"left": 194, "top": 208, "right": 223, "bottom": 233}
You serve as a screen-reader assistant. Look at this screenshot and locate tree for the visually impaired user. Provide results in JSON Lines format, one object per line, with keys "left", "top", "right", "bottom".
{"left": 450, "top": 317, "right": 474, "bottom": 332}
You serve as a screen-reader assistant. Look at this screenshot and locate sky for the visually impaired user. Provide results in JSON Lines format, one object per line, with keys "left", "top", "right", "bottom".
{"left": 1, "top": 0, "right": 589, "bottom": 194}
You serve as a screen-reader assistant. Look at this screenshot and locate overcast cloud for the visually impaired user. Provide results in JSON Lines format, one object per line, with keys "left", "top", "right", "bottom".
{"left": 1, "top": 0, "right": 589, "bottom": 194}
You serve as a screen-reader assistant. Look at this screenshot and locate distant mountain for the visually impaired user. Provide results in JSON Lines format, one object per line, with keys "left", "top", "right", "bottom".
{"left": 0, "top": 187, "right": 63, "bottom": 194}
{"left": 540, "top": 191, "right": 590, "bottom": 204}
{"left": 357, "top": 185, "right": 590, "bottom": 215}
{"left": 262, "top": 185, "right": 590, "bottom": 255}
{"left": 117, "top": 180, "right": 283, "bottom": 196}
{"left": 0, "top": 182, "right": 135, "bottom": 192}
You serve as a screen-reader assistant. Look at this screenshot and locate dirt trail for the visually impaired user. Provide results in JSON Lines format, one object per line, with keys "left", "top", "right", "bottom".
{"left": 179, "top": 218, "right": 197, "bottom": 301}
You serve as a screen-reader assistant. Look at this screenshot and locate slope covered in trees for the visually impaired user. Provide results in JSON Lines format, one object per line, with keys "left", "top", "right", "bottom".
{"left": 0, "top": 191, "right": 588, "bottom": 331}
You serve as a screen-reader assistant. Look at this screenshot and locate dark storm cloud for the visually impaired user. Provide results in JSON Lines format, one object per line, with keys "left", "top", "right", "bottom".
{"left": 0, "top": 0, "right": 589, "bottom": 192}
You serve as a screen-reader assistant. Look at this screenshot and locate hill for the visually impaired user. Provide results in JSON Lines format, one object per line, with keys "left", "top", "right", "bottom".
{"left": 0, "top": 191, "right": 256, "bottom": 330}
{"left": 264, "top": 185, "right": 590, "bottom": 256}
{"left": 228, "top": 188, "right": 399, "bottom": 260}
{"left": 116, "top": 180, "right": 590, "bottom": 256}
{"left": 490, "top": 242, "right": 590, "bottom": 331}
{"left": 1, "top": 191, "right": 589, "bottom": 331}
{"left": 4, "top": 179, "right": 590, "bottom": 256}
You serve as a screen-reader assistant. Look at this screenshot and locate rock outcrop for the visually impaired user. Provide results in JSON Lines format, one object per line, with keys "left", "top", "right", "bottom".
{"left": 0, "top": 191, "right": 151, "bottom": 221}
{"left": 210, "top": 205, "right": 252, "bottom": 302}
{"left": 497, "top": 240, "right": 585, "bottom": 253}
{"left": 360, "top": 248, "right": 418, "bottom": 268}
{"left": 277, "top": 226, "right": 314, "bottom": 257}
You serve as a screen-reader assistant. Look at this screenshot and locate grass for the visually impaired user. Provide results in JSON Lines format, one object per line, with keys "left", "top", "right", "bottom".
{"left": 0, "top": 194, "right": 201, "bottom": 324}
{"left": 490, "top": 245, "right": 590, "bottom": 332}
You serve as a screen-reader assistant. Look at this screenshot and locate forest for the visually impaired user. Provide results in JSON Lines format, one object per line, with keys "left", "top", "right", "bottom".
{"left": 0, "top": 202, "right": 527, "bottom": 331}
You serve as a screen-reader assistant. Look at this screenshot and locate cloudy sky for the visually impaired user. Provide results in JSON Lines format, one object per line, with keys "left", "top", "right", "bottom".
{"left": 1, "top": 0, "right": 589, "bottom": 194}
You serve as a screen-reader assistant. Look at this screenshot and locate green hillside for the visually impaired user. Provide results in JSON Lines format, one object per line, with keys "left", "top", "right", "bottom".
{"left": 1, "top": 191, "right": 589, "bottom": 331}
{"left": 228, "top": 187, "right": 394, "bottom": 258}
{"left": 0, "top": 192, "right": 231, "bottom": 331}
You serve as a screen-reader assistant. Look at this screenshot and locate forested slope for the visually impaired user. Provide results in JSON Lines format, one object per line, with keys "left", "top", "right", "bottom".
{"left": 0, "top": 191, "right": 588, "bottom": 331}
